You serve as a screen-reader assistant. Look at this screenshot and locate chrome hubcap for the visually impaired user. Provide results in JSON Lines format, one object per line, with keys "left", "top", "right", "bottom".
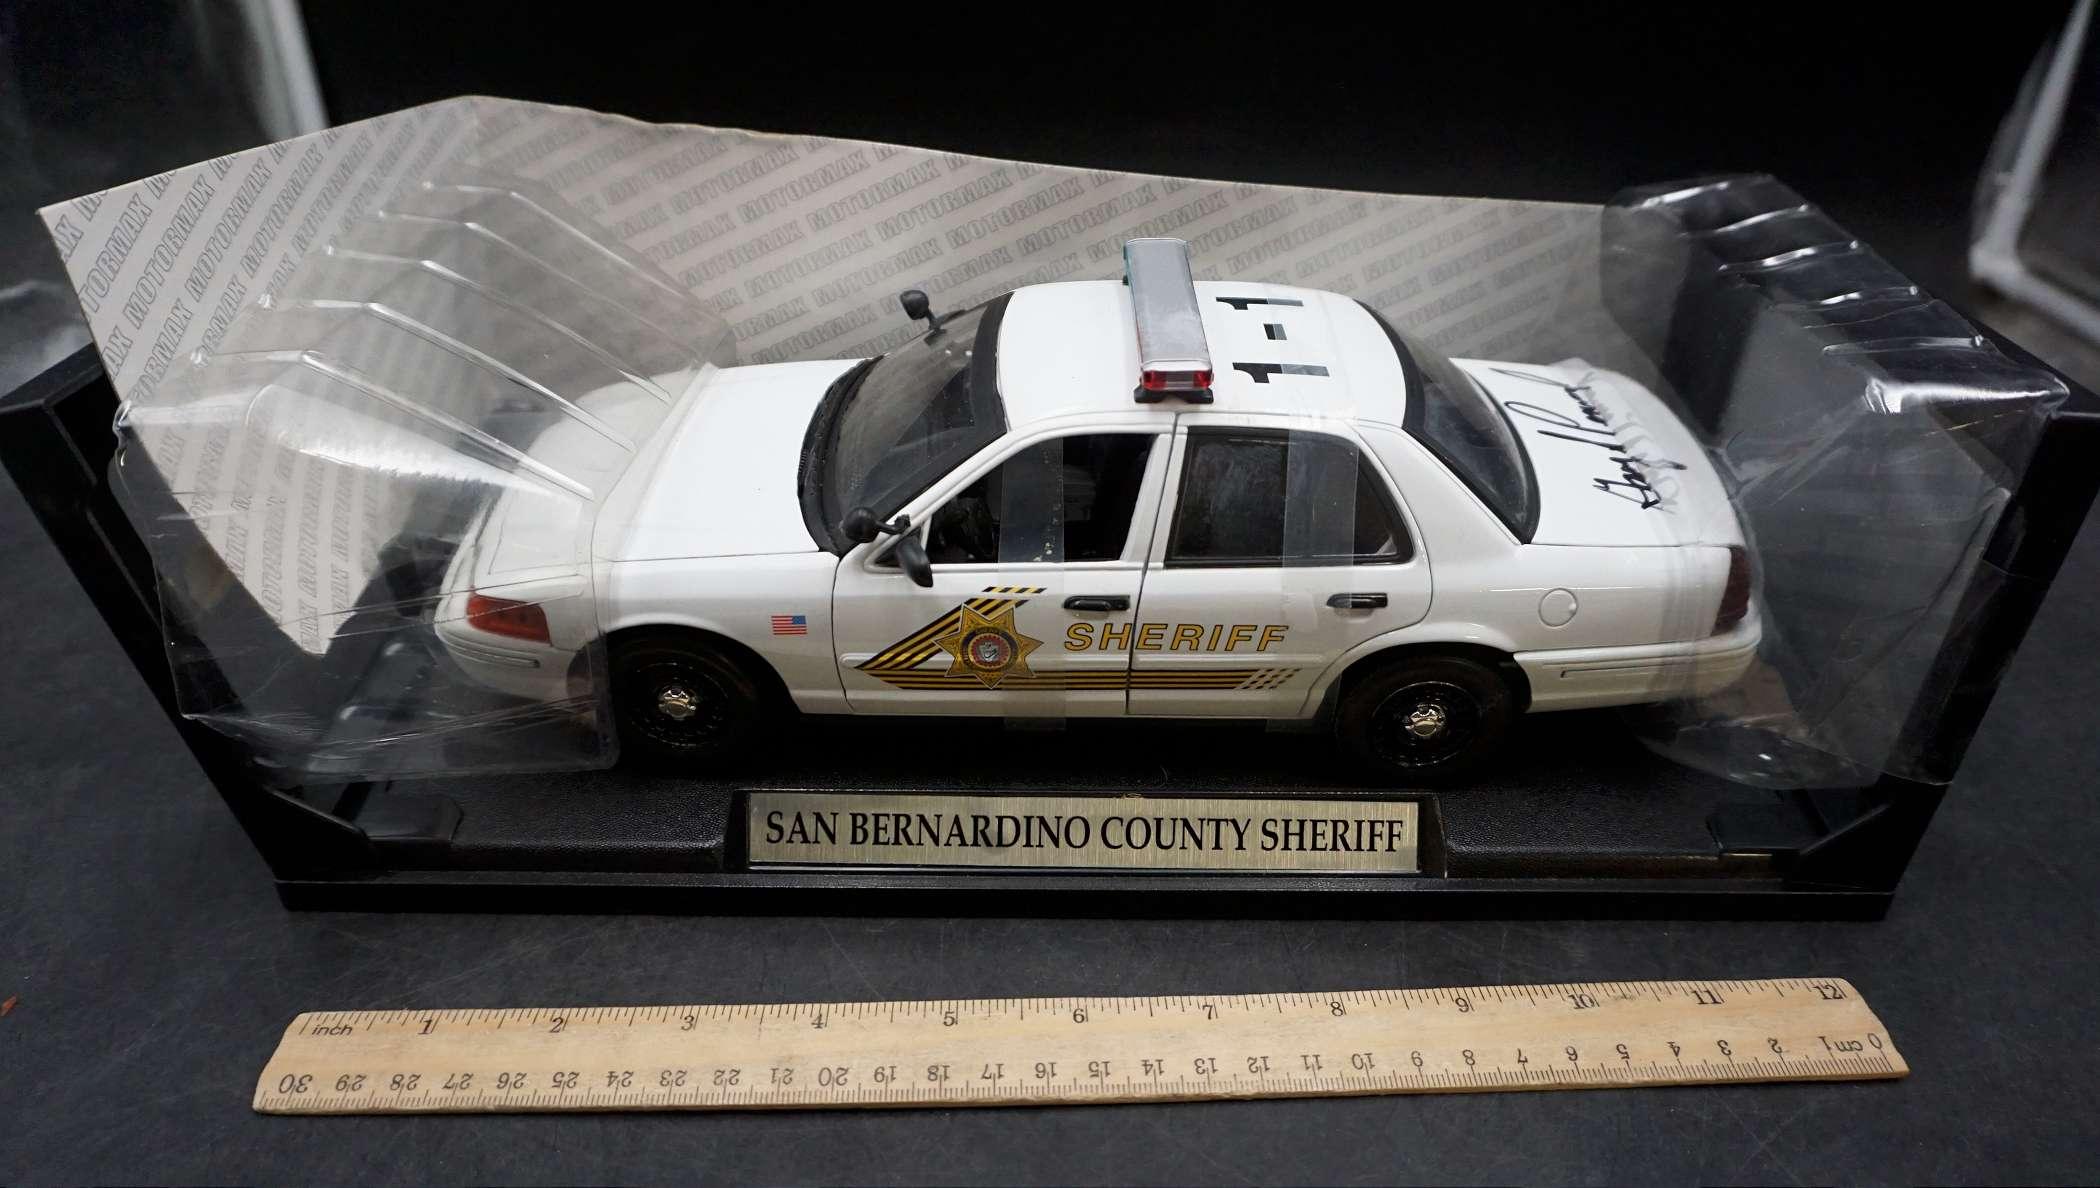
{"left": 655, "top": 684, "right": 699, "bottom": 721}
{"left": 1405, "top": 703, "right": 1448, "bottom": 739}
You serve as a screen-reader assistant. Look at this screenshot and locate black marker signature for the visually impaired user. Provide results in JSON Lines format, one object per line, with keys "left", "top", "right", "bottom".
{"left": 1488, "top": 367, "right": 1686, "bottom": 510}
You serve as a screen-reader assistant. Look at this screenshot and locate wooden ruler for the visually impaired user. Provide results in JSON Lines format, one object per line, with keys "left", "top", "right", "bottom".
{"left": 254, "top": 977, "right": 1904, "bottom": 1114}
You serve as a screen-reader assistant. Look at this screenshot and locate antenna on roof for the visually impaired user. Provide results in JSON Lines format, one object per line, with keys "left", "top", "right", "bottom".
{"left": 1124, "top": 238, "right": 1213, "bottom": 404}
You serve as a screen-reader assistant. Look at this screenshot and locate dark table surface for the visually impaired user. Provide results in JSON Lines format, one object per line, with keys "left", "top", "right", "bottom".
{"left": 9, "top": 10, "right": 2100, "bottom": 1184}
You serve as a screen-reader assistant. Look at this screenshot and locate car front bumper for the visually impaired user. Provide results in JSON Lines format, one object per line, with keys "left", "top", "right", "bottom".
{"left": 432, "top": 618, "right": 580, "bottom": 705}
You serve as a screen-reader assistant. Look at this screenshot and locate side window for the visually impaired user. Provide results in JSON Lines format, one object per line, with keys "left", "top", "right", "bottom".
{"left": 918, "top": 433, "right": 1157, "bottom": 565}
{"left": 1165, "top": 430, "right": 1411, "bottom": 566}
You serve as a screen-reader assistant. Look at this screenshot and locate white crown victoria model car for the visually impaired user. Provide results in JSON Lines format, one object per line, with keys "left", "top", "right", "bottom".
{"left": 435, "top": 238, "right": 1757, "bottom": 779}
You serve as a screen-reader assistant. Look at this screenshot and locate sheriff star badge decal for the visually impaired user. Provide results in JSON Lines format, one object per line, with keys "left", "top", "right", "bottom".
{"left": 933, "top": 602, "right": 1041, "bottom": 688}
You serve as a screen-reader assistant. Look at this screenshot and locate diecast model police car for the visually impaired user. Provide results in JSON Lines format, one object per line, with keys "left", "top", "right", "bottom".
{"left": 436, "top": 238, "right": 1758, "bottom": 779}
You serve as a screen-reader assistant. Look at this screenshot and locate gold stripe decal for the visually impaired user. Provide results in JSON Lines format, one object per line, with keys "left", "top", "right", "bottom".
{"left": 1237, "top": 667, "right": 1298, "bottom": 690}
{"left": 868, "top": 668, "right": 1297, "bottom": 690}
{"left": 857, "top": 595, "right": 1298, "bottom": 693}
{"left": 859, "top": 598, "right": 1016, "bottom": 674}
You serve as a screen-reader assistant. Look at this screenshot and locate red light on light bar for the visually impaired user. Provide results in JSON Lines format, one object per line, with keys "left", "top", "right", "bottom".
{"left": 466, "top": 592, "right": 551, "bottom": 644}
{"left": 1141, "top": 368, "right": 1213, "bottom": 391}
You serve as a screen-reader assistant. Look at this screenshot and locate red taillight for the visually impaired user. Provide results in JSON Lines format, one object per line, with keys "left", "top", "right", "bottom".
{"left": 1140, "top": 367, "right": 1212, "bottom": 392}
{"left": 1714, "top": 545, "right": 1752, "bottom": 634}
{"left": 465, "top": 592, "right": 550, "bottom": 644}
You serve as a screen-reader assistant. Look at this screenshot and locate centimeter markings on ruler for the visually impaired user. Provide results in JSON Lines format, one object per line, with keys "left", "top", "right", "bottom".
{"left": 254, "top": 977, "right": 1905, "bottom": 1115}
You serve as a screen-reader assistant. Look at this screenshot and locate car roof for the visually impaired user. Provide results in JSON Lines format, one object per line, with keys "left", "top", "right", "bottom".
{"left": 994, "top": 279, "right": 1410, "bottom": 429}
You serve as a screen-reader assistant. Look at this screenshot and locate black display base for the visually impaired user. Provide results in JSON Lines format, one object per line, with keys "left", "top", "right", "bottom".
{"left": 257, "top": 709, "right": 1932, "bottom": 919}
{"left": 275, "top": 872, "right": 1907, "bottom": 920}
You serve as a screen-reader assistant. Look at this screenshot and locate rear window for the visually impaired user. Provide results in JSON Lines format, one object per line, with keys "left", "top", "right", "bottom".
{"left": 1358, "top": 303, "right": 1537, "bottom": 540}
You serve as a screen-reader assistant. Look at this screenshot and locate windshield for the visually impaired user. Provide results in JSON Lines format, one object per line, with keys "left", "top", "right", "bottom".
{"left": 819, "top": 296, "right": 1009, "bottom": 526}
{"left": 1360, "top": 304, "right": 1537, "bottom": 539}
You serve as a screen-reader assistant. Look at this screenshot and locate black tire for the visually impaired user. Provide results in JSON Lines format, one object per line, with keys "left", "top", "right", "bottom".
{"left": 610, "top": 632, "right": 767, "bottom": 770}
{"left": 1337, "top": 654, "right": 1513, "bottom": 782}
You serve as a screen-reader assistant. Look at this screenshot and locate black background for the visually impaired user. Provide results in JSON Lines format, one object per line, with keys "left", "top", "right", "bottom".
{"left": 6, "top": 3, "right": 2100, "bottom": 1183}
{"left": 300, "top": 3, "right": 2066, "bottom": 299}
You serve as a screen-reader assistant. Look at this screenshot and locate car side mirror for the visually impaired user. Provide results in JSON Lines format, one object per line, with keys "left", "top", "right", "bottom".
{"left": 841, "top": 505, "right": 881, "bottom": 544}
{"left": 843, "top": 506, "right": 911, "bottom": 546}
{"left": 892, "top": 534, "right": 934, "bottom": 588}
{"left": 899, "top": 288, "right": 944, "bottom": 337}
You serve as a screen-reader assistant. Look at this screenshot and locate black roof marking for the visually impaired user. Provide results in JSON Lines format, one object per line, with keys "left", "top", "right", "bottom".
{"left": 1231, "top": 362, "right": 1330, "bottom": 383}
{"left": 1215, "top": 296, "right": 1306, "bottom": 311}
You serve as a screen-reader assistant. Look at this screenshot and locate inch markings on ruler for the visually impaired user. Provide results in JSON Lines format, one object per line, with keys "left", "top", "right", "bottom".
{"left": 254, "top": 978, "right": 1905, "bottom": 1115}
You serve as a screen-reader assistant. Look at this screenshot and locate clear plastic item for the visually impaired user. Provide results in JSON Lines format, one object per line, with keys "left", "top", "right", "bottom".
{"left": 43, "top": 97, "right": 2077, "bottom": 790}
{"left": 116, "top": 175, "right": 732, "bottom": 775}
{"left": 1972, "top": 0, "right": 2100, "bottom": 348}
{"left": 1603, "top": 174, "right": 2068, "bottom": 787}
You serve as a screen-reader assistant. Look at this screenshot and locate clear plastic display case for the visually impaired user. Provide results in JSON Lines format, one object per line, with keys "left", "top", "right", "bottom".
{"left": 7, "top": 98, "right": 2095, "bottom": 916}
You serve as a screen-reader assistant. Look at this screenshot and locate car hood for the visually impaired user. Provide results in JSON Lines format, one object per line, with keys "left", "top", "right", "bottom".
{"left": 596, "top": 358, "right": 862, "bottom": 561}
{"left": 1455, "top": 359, "right": 1743, "bottom": 548}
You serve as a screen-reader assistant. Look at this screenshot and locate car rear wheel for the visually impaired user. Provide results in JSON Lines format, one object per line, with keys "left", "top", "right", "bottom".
{"left": 1337, "top": 655, "right": 1513, "bottom": 782}
{"left": 610, "top": 633, "right": 766, "bottom": 769}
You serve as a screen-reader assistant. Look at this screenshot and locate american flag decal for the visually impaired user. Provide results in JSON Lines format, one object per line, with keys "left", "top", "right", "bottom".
{"left": 770, "top": 614, "right": 808, "bottom": 636}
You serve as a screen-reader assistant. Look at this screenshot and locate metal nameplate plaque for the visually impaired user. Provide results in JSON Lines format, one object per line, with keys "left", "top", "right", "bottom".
{"left": 746, "top": 793, "right": 1419, "bottom": 874}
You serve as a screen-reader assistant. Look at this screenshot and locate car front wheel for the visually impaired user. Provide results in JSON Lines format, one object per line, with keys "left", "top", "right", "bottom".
{"left": 610, "top": 632, "right": 766, "bottom": 770}
{"left": 1337, "top": 655, "right": 1513, "bottom": 782}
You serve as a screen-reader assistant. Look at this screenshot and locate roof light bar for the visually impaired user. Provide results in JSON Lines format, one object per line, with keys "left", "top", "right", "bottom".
{"left": 1124, "top": 238, "right": 1213, "bottom": 403}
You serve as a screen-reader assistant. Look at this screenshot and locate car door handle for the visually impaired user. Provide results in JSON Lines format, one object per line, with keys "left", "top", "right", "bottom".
{"left": 1063, "top": 595, "right": 1131, "bottom": 612}
{"left": 1326, "top": 592, "right": 1388, "bottom": 609}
